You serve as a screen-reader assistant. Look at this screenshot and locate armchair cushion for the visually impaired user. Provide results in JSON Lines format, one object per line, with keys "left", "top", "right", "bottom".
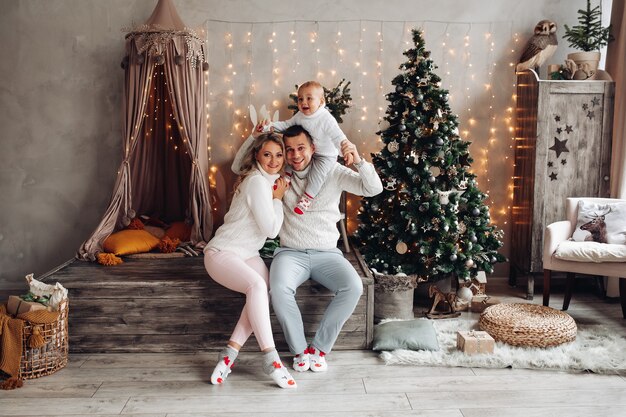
{"left": 554, "top": 241, "right": 626, "bottom": 263}
{"left": 571, "top": 201, "right": 626, "bottom": 244}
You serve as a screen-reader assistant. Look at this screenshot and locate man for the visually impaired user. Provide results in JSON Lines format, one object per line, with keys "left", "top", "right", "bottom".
{"left": 267, "top": 125, "right": 382, "bottom": 373}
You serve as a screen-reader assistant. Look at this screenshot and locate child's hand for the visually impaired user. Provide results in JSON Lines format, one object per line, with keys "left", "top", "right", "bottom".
{"left": 340, "top": 139, "right": 361, "bottom": 166}
{"left": 252, "top": 120, "right": 272, "bottom": 138}
{"left": 272, "top": 177, "right": 289, "bottom": 200}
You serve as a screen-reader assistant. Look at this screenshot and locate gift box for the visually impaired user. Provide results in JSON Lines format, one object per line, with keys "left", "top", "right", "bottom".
{"left": 6, "top": 295, "right": 46, "bottom": 316}
{"left": 456, "top": 330, "right": 495, "bottom": 355}
{"left": 469, "top": 295, "right": 501, "bottom": 313}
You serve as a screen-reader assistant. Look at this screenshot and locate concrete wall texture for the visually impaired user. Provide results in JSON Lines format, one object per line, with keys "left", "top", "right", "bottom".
{"left": 0, "top": 0, "right": 594, "bottom": 288}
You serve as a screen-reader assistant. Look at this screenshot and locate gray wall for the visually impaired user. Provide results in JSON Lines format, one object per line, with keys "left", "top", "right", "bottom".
{"left": 0, "top": 0, "right": 591, "bottom": 289}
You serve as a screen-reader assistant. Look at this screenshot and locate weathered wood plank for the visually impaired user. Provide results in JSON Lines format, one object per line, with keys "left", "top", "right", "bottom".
{"left": 30, "top": 250, "right": 373, "bottom": 353}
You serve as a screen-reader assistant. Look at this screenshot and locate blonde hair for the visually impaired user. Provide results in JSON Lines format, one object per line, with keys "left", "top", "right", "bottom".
{"left": 234, "top": 132, "right": 285, "bottom": 192}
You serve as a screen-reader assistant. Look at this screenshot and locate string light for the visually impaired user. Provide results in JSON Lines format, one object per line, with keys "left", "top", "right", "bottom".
{"left": 203, "top": 19, "right": 516, "bottom": 235}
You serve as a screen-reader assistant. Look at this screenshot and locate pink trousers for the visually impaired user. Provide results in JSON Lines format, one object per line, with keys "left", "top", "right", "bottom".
{"left": 204, "top": 249, "right": 275, "bottom": 351}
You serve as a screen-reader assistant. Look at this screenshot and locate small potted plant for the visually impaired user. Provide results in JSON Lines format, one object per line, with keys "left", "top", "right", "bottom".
{"left": 563, "top": 0, "right": 614, "bottom": 80}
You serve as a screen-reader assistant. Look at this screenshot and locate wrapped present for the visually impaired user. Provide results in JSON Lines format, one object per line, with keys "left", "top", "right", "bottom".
{"left": 6, "top": 295, "right": 46, "bottom": 316}
{"left": 469, "top": 295, "right": 501, "bottom": 313}
{"left": 456, "top": 330, "right": 495, "bottom": 355}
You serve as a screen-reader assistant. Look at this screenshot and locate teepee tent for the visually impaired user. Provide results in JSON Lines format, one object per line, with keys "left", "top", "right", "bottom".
{"left": 78, "top": 0, "right": 212, "bottom": 260}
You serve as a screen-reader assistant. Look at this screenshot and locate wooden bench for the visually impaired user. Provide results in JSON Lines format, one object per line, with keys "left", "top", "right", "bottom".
{"left": 1, "top": 249, "right": 374, "bottom": 353}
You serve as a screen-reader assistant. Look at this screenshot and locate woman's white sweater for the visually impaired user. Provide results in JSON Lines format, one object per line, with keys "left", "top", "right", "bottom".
{"left": 204, "top": 166, "right": 282, "bottom": 259}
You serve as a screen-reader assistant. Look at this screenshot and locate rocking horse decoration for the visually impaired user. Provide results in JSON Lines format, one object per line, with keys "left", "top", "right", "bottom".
{"left": 425, "top": 285, "right": 461, "bottom": 319}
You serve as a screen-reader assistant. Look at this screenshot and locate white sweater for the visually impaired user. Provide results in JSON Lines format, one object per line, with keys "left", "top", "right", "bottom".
{"left": 280, "top": 161, "right": 382, "bottom": 250}
{"left": 204, "top": 167, "right": 283, "bottom": 259}
{"left": 272, "top": 106, "right": 346, "bottom": 157}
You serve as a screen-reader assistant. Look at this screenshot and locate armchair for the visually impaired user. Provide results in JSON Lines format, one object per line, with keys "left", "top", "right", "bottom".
{"left": 543, "top": 197, "right": 626, "bottom": 318}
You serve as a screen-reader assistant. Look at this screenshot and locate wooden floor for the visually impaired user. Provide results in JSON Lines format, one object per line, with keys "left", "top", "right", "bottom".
{"left": 1, "top": 277, "right": 625, "bottom": 416}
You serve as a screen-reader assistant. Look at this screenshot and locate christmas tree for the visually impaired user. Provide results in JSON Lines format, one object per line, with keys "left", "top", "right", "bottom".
{"left": 355, "top": 29, "right": 506, "bottom": 283}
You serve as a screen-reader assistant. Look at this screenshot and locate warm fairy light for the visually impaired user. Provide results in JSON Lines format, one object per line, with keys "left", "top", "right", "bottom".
{"left": 204, "top": 19, "right": 516, "bottom": 231}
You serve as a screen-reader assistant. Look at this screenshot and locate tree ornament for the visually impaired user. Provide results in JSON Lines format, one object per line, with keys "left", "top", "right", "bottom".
{"left": 435, "top": 137, "right": 444, "bottom": 146}
{"left": 470, "top": 234, "right": 478, "bottom": 243}
{"left": 471, "top": 207, "right": 481, "bottom": 217}
{"left": 387, "top": 140, "right": 400, "bottom": 152}
{"left": 465, "top": 258, "right": 474, "bottom": 267}
{"left": 449, "top": 254, "right": 458, "bottom": 261}
{"left": 396, "top": 85, "right": 404, "bottom": 93}
{"left": 396, "top": 241, "right": 408, "bottom": 254}
{"left": 384, "top": 178, "right": 398, "bottom": 190}
{"left": 398, "top": 124, "right": 406, "bottom": 132}
{"left": 428, "top": 176, "right": 436, "bottom": 183}
{"left": 458, "top": 221, "right": 467, "bottom": 234}
{"left": 457, "top": 286, "right": 473, "bottom": 302}
{"left": 429, "top": 166, "right": 441, "bottom": 177}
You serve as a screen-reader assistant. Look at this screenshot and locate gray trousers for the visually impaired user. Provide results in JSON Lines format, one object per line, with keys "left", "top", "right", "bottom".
{"left": 269, "top": 247, "right": 363, "bottom": 354}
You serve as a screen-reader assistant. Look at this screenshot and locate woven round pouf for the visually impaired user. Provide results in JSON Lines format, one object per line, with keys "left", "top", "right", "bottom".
{"left": 479, "top": 303, "right": 577, "bottom": 348}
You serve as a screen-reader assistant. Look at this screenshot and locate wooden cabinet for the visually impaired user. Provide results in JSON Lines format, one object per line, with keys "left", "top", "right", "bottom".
{"left": 509, "top": 70, "right": 614, "bottom": 299}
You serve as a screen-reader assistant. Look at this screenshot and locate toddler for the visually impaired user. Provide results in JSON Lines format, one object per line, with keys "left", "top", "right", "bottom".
{"left": 271, "top": 81, "right": 352, "bottom": 215}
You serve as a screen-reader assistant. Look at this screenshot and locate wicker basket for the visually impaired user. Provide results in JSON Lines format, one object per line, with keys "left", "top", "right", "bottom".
{"left": 19, "top": 300, "right": 69, "bottom": 380}
{"left": 479, "top": 303, "right": 577, "bottom": 348}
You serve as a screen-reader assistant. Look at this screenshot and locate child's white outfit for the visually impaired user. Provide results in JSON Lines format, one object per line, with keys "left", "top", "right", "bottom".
{"left": 272, "top": 106, "right": 347, "bottom": 214}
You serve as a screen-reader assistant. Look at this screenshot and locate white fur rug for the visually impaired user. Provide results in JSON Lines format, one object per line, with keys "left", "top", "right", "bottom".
{"left": 380, "top": 319, "right": 626, "bottom": 374}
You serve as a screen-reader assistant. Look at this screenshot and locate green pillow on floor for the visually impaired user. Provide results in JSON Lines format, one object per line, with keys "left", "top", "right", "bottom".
{"left": 373, "top": 319, "right": 440, "bottom": 351}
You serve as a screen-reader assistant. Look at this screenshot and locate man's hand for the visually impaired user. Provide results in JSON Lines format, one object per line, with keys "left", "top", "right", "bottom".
{"left": 340, "top": 139, "right": 361, "bottom": 167}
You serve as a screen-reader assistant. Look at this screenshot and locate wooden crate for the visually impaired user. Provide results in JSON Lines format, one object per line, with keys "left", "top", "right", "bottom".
{"left": 2, "top": 249, "right": 373, "bottom": 353}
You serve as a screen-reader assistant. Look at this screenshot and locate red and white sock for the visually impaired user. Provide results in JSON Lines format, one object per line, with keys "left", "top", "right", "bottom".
{"left": 210, "top": 345, "right": 238, "bottom": 384}
{"left": 294, "top": 193, "right": 314, "bottom": 215}
{"left": 292, "top": 350, "right": 310, "bottom": 372}
{"left": 263, "top": 349, "right": 297, "bottom": 389}
{"left": 308, "top": 346, "right": 328, "bottom": 372}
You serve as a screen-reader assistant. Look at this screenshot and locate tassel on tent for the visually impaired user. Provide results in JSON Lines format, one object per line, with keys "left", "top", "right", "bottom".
{"left": 127, "top": 218, "right": 144, "bottom": 230}
{"left": 97, "top": 253, "right": 123, "bottom": 266}
{"left": 158, "top": 236, "right": 180, "bottom": 253}
{"left": 27, "top": 325, "right": 45, "bottom": 348}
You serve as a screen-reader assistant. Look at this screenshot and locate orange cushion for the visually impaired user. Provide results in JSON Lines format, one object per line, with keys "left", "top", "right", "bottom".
{"left": 165, "top": 221, "right": 192, "bottom": 242}
{"left": 103, "top": 229, "right": 160, "bottom": 255}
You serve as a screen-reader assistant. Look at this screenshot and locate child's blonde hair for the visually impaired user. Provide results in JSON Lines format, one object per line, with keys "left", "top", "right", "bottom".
{"left": 298, "top": 81, "right": 325, "bottom": 102}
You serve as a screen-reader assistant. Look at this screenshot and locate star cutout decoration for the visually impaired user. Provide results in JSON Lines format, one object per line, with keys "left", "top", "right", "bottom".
{"left": 421, "top": 224, "right": 432, "bottom": 233}
{"left": 591, "top": 97, "right": 600, "bottom": 107}
{"left": 587, "top": 110, "right": 595, "bottom": 120}
{"left": 582, "top": 103, "right": 588, "bottom": 110}
{"left": 561, "top": 159, "right": 567, "bottom": 165}
{"left": 554, "top": 115, "right": 561, "bottom": 122}
{"left": 556, "top": 127, "right": 562, "bottom": 134}
{"left": 549, "top": 137, "right": 569, "bottom": 158}
{"left": 565, "top": 125, "right": 573, "bottom": 134}
{"left": 547, "top": 161, "right": 554, "bottom": 167}
{"left": 549, "top": 172, "right": 558, "bottom": 181}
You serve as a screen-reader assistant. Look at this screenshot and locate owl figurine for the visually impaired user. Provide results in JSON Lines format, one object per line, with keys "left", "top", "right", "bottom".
{"left": 516, "top": 20, "right": 558, "bottom": 72}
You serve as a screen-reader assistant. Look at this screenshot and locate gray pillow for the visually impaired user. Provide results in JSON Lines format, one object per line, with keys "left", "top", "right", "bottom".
{"left": 372, "top": 319, "right": 439, "bottom": 351}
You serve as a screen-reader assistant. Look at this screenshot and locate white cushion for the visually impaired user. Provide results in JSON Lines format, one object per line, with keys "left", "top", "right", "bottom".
{"left": 571, "top": 201, "right": 626, "bottom": 244}
{"left": 554, "top": 241, "right": 626, "bottom": 263}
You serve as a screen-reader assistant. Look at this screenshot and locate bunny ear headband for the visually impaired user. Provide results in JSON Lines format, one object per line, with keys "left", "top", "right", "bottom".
{"left": 249, "top": 104, "right": 279, "bottom": 128}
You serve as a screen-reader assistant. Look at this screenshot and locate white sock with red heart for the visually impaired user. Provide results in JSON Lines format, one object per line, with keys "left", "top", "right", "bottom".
{"left": 210, "top": 345, "right": 238, "bottom": 384}
{"left": 262, "top": 349, "right": 297, "bottom": 389}
{"left": 308, "top": 346, "right": 328, "bottom": 372}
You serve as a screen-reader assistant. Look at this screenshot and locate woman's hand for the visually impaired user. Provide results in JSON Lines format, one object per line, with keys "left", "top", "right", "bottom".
{"left": 272, "top": 177, "right": 289, "bottom": 200}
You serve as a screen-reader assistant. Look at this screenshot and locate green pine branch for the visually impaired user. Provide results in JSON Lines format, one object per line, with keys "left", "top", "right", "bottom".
{"left": 563, "top": 0, "right": 614, "bottom": 51}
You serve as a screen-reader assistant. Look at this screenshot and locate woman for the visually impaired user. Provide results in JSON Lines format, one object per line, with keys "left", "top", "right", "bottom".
{"left": 204, "top": 130, "right": 295, "bottom": 389}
